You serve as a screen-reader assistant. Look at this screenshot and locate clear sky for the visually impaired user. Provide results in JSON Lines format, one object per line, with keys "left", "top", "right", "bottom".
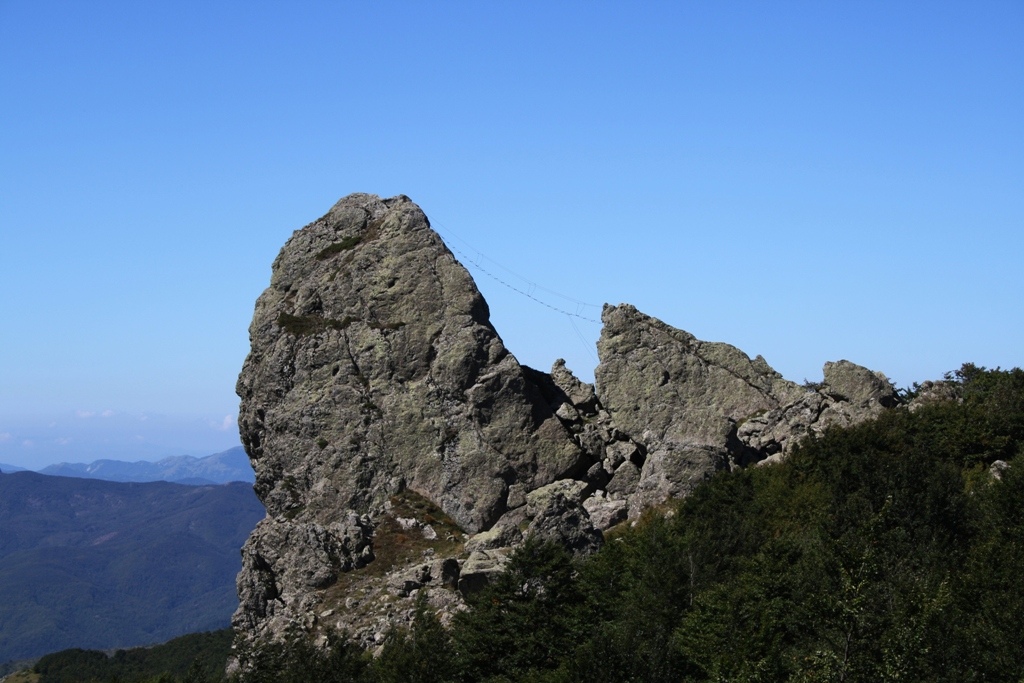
{"left": 1, "top": 2, "right": 1021, "bottom": 469}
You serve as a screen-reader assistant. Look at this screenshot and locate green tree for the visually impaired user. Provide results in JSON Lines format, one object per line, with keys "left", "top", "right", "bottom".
{"left": 372, "top": 593, "right": 456, "bottom": 683}
{"left": 450, "top": 538, "right": 581, "bottom": 682}
{"left": 233, "top": 631, "right": 367, "bottom": 683}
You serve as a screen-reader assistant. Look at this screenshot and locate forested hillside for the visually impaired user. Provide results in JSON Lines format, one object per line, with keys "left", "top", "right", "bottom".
{"left": 18, "top": 630, "right": 233, "bottom": 683}
{"left": 0, "top": 477, "right": 263, "bottom": 664}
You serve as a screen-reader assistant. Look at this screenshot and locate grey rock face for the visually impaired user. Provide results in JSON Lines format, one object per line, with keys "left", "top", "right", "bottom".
{"left": 583, "top": 492, "right": 629, "bottom": 530}
{"left": 822, "top": 360, "right": 897, "bottom": 408}
{"left": 233, "top": 194, "right": 899, "bottom": 653}
{"left": 235, "top": 513, "right": 372, "bottom": 634}
{"left": 238, "top": 194, "right": 584, "bottom": 534}
{"left": 595, "top": 304, "right": 791, "bottom": 510}
{"left": 908, "top": 379, "right": 960, "bottom": 412}
{"left": 234, "top": 194, "right": 587, "bottom": 647}
{"left": 524, "top": 480, "right": 602, "bottom": 555}
{"left": 458, "top": 549, "right": 510, "bottom": 595}
{"left": 594, "top": 304, "right": 897, "bottom": 510}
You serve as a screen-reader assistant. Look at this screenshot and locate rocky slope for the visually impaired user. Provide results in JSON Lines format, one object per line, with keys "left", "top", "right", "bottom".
{"left": 233, "top": 193, "right": 897, "bottom": 650}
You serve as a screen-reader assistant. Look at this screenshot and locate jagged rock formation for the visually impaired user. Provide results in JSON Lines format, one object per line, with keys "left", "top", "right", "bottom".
{"left": 233, "top": 193, "right": 898, "bottom": 650}
{"left": 594, "top": 304, "right": 898, "bottom": 515}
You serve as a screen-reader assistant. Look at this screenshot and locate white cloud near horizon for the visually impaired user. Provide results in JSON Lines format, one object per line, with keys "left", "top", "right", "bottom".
{"left": 76, "top": 409, "right": 116, "bottom": 419}
{"left": 1, "top": 412, "right": 243, "bottom": 469}
{"left": 213, "top": 415, "right": 236, "bottom": 432}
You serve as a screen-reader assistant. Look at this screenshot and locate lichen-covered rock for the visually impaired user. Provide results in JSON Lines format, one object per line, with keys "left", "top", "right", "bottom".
{"left": 582, "top": 492, "right": 629, "bottom": 531}
{"left": 523, "top": 480, "right": 602, "bottom": 554}
{"left": 234, "top": 512, "right": 373, "bottom": 636}
{"left": 464, "top": 522, "right": 524, "bottom": 552}
{"left": 458, "top": 549, "right": 510, "bottom": 595}
{"left": 238, "top": 194, "right": 586, "bottom": 534}
{"left": 822, "top": 360, "right": 897, "bottom": 408}
{"left": 234, "top": 194, "right": 588, "bottom": 648}
{"left": 232, "top": 195, "right": 900, "bottom": 655}
{"left": 594, "top": 304, "right": 897, "bottom": 511}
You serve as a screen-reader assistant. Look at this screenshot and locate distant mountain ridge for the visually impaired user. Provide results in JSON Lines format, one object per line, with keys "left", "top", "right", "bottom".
{"left": 37, "top": 446, "right": 254, "bottom": 484}
{"left": 0, "top": 463, "right": 26, "bottom": 473}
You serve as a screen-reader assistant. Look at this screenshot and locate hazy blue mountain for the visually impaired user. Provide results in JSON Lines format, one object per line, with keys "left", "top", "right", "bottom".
{"left": 38, "top": 446, "right": 254, "bottom": 484}
{"left": 0, "top": 471, "right": 265, "bottom": 664}
{"left": 0, "top": 463, "right": 26, "bottom": 473}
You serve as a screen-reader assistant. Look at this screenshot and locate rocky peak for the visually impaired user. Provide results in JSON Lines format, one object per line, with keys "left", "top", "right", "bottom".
{"left": 233, "top": 194, "right": 899, "bottom": 651}
{"left": 237, "top": 193, "right": 585, "bottom": 532}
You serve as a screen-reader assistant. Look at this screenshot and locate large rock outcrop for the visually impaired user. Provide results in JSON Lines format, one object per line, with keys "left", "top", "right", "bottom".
{"left": 233, "top": 193, "right": 898, "bottom": 650}
{"left": 234, "top": 194, "right": 588, "bottom": 645}
{"left": 595, "top": 304, "right": 897, "bottom": 516}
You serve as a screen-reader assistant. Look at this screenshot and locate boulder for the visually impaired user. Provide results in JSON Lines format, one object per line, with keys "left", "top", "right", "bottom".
{"left": 822, "top": 360, "right": 898, "bottom": 408}
{"left": 524, "top": 480, "right": 602, "bottom": 555}
{"left": 458, "top": 549, "right": 509, "bottom": 595}
{"left": 583, "top": 492, "right": 629, "bottom": 531}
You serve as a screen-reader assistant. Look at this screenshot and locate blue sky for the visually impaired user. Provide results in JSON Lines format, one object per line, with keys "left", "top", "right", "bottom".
{"left": 1, "top": 2, "right": 1021, "bottom": 469}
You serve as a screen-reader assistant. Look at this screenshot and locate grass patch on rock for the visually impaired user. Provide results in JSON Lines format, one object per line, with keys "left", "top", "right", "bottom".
{"left": 277, "top": 312, "right": 357, "bottom": 337}
{"left": 315, "top": 235, "right": 362, "bottom": 260}
{"left": 321, "top": 490, "right": 465, "bottom": 609}
{"left": 365, "top": 490, "right": 465, "bottom": 578}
